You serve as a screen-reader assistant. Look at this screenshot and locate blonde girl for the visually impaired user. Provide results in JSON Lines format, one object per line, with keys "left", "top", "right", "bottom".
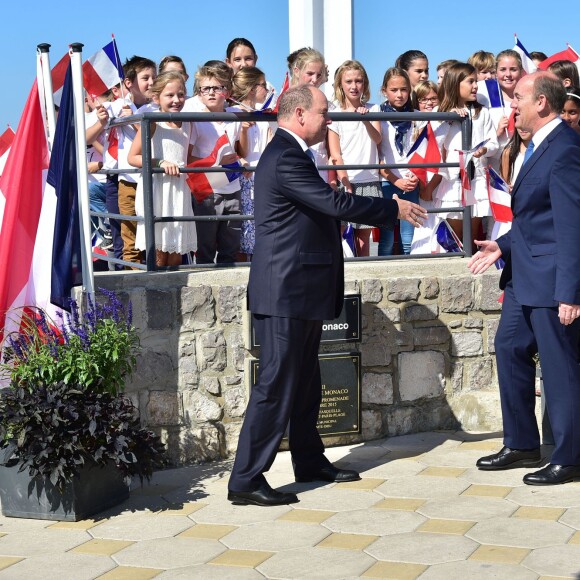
{"left": 436, "top": 62, "right": 499, "bottom": 246}
{"left": 328, "top": 60, "right": 382, "bottom": 257}
{"left": 128, "top": 71, "right": 196, "bottom": 267}
{"left": 230, "top": 66, "right": 273, "bottom": 260}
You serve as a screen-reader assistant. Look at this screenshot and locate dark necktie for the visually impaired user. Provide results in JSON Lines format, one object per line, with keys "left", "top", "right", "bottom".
{"left": 305, "top": 149, "right": 315, "bottom": 164}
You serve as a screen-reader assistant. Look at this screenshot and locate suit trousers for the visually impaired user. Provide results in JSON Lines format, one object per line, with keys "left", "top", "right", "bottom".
{"left": 495, "top": 282, "right": 580, "bottom": 465}
{"left": 228, "top": 314, "right": 330, "bottom": 492}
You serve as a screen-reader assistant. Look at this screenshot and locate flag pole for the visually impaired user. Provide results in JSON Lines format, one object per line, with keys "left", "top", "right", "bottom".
{"left": 69, "top": 43, "right": 95, "bottom": 300}
{"left": 36, "top": 44, "right": 57, "bottom": 148}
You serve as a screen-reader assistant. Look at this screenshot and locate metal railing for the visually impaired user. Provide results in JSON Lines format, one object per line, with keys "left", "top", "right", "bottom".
{"left": 93, "top": 110, "right": 471, "bottom": 271}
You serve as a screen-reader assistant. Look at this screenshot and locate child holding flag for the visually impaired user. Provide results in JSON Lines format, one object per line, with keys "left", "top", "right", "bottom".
{"left": 188, "top": 65, "right": 242, "bottom": 264}
{"left": 436, "top": 62, "right": 498, "bottom": 247}
{"left": 129, "top": 72, "right": 196, "bottom": 267}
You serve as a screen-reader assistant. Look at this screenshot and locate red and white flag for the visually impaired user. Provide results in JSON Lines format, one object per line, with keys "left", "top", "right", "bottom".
{"left": 82, "top": 37, "right": 124, "bottom": 98}
{"left": 0, "top": 126, "right": 16, "bottom": 235}
{"left": 272, "top": 72, "right": 290, "bottom": 114}
{"left": 51, "top": 52, "right": 70, "bottom": 107}
{"left": 0, "top": 82, "right": 59, "bottom": 348}
{"left": 537, "top": 45, "right": 580, "bottom": 75}
{"left": 186, "top": 133, "right": 243, "bottom": 202}
{"left": 406, "top": 123, "right": 441, "bottom": 185}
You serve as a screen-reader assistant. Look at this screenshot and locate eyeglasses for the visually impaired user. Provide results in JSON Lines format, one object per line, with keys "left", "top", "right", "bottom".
{"left": 419, "top": 97, "right": 438, "bottom": 104}
{"left": 199, "top": 85, "right": 226, "bottom": 95}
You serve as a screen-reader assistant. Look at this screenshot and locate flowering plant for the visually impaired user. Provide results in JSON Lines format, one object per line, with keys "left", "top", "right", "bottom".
{"left": 0, "top": 290, "right": 165, "bottom": 489}
{"left": 2, "top": 289, "right": 138, "bottom": 396}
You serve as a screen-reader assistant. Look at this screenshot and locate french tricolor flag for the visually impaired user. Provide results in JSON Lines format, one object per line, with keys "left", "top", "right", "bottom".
{"left": 82, "top": 37, "right": 124, "bottom": 98}
{"left": 186, "top": 134, "right": 243, "bottom": 202}
{"left": 51, "top": 53, "right": 70, "bottom": 107}
{"left": 436, "top": 220, "right": 463, "bottom": 253}
{"left": 513, "top": 35, "right": 537, "bottom": 74}
{"left": 272, "top": 72, "right": 290, "bottom": 114}
{"left": 487, "top": 167, "right": 513, "bottom": 223}
{"left": 406, "top": 123, "right": 441, "bottom": 185}
{"left": 537, "top": 45, "right": 580, "bottom": 75}
{"left": 477, "top": 79, "right": 504, "bottom": 108}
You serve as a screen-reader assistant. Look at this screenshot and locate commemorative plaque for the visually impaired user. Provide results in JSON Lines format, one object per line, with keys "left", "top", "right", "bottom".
{"left": 250, "top": 294, "right": 361, "bottom": 348}
{"left": 249, "top": 352, "right": 361, "bottom": 436}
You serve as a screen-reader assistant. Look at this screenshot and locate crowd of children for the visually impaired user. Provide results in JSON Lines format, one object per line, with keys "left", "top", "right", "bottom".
{"left": 84, "top": 38, "right": 580, "bottom": 267}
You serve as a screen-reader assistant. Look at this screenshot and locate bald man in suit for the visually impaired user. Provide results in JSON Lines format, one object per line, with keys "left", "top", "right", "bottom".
{"left": 228, "top": 85, "right": 427, "bottom": 506}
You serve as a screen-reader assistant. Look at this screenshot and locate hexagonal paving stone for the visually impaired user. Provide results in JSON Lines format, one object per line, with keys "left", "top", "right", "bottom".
{"left": 0, "top": 552, "right": 116, "bottom": 580}
{"left": 366, "top": 532, "right": 478, "bottom": 565}
{"left": 459, "top": 466, "right": 539, "bottom": 487}
{"left": 323, "top": 508, "right": 425, "bottom": 536}
{"left": 0, "top": 529, "right": 91, "bottom": 557}
{"left": 419, "top": 449, "right": 493, "bottom": 468}
{"left": 506, "top": 483, "right": 580, "bottom": 508}
{"left": 190, "top": 498, "right": 292, "bottom": 525}
{"left": 113, "top": 537, "right": 226, "bottom": 569}
{"left": 90, "top": 514, "right": 193, "bottom": 541}
{"left": 418, "top": 496, "right": 517, "bottom": 521}
{"left": 290, "top": 488, "right": 381, "bottom": 512}
{"left": 257, "top": 546, "right": 375, "bottom": 579}
{"left": 467, "top": 518, "right": 573, "bottom": 549}
{"left": 379, "top": 432, "right": 453, "bottom": 452}
{"left": 558, "top": 506, "right": 580, "bottom": 529}
{"left": 418, "top": 560, "right": 538, "bottom": 579}
{"left": 220, "top": 521, "right": 329, "bottom": 551}
{"left": 375, "top": 475, "right": 470, "bottom": 500}
{"left": 521, "top": 544, "right": 580, "bottom": 577}
{"left": 157, "top": 565, "right": 264, "bottom": 579}
{"left": 362, "top": 459, "right": 426, "bottom": 480}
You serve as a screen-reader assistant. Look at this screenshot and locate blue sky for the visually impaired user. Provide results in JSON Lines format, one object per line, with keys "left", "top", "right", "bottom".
{"left": 1, "top": 0, "right": 574, "bottom": 128}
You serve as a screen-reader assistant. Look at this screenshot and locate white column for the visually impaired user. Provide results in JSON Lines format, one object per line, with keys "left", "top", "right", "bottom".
{"left": 288, "top": 0, "right": 353, "bottom": 95}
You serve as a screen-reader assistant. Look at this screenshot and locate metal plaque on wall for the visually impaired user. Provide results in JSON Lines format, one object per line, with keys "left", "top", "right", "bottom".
{"left": 249, "top": 352, "right": 361, "bottom": 437}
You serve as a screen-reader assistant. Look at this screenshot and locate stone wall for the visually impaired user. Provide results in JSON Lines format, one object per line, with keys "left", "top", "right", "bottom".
{"left": 92, "top": 258, "right": 504, "bottom": 464}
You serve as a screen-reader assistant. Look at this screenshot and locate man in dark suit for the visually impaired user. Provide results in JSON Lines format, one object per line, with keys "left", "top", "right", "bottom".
{"left": 228, "top": 85, "right": 427, "bottom": 506}
{"left": 468, "top": 72, "right": 580, "bottom": 485}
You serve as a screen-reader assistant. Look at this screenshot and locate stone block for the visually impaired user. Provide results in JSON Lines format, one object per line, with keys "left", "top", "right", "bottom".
{"left": 382, "top": 324, "right": 413, "bottom": 350}
{"left": 373, "top": 307, "right": 401, "bottom": 326}
{"left": 128, "top": 350, "right": 175, "bottom": 391}
{"left": 451, "top": 332, "right": 483, "bottom": 357}
{"left": 362, "top": 372, "right": 394, "bottom": 405}
{"left": 224, "top": 386, "right": 247, "bottom": 418}
{"left": 147, "top": 391, "right": 180, "bottom": 426}
{"left": 404, "top": 303, "right": 438, "bottom": 322}
{"left": 398, "top": 351, "right": 445, "bottom": 401}
{"left": 465, "top": 358, "right": 494, "bottom": 392}
{"left": 362, "top": 279, "right": 383, "bottom": 303}
{"left": 413, "top": 325, "right": 450, "bottom": 346}
{"left": 180, "top": 286, "right": 215, "bottom": 330}
{"left": 477, "top": 272, "right": 503, "bottom": 312}
{"left": 486, "top": 318, "right": 500, "bottom": 353}
{"left": 464, "top": 317, "right": 483, "bottom": 329}
{"left": 386, "top": 407, "right": 416, "bottom": 436}
{"left": 421, "top": 277, "right": 439, "bottom": 299}
{"left": 218, "top": 285, "right": 246, "bottom": 323}
{"left": 449, "top": 361, "right": 464, "bottom": 394}
{"left": 224, "top": 422, "right": 242, "bottom": 456}
{"left": 198, "top": 330, "right": 227, "bottom": 371}
{"left": 227, "top": 330, "right": 246, "bottom": 372}
{"left": 362, "top": 409, "right": 383, "bottom": 439}
{"left": 361, "top": 333, "right": 391, "bottom": 366}
{"left": 201, "top": 376, "right": 220, "bottom": 395}
{"left": 146, "top": 289, "right": 176, "bottom": 330}
{"left": 440, "top": 277, "right": 474, "bottom": 313}
{"left": 448, "top": 319, "right": 462, "bottom": 328}
{"left": 183, "top": 390, "right": 223, "bottom": 422}
{"left": 179, "top": 424, "right": 223, "bottom": 462}
{"left": 387, "top": 278, "right": 420, "bottom": 302}
{"left": 222, "top": 375, "right": 241, "bottom": 386}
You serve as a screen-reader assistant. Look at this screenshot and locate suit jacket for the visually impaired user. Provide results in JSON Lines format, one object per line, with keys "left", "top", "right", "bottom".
{"left": 248, "top": 129, "right": 398, "bottom": 320}
{"left": 497, "top": 122, "right": 580, "bottom": 307}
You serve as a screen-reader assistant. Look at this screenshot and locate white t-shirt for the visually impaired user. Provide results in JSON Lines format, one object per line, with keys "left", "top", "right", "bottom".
{"left": 228, "top": 106, "right": 270, "bottom": 166}
{"left": 328, "top": 102, "right": 380, "bottom": 183}
{"left": 189, "top": 107, "right": 242, "bottom": 194}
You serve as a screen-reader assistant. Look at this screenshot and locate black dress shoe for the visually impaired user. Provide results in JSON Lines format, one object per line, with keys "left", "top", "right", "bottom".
{"left": 227, "top": 485, "right": 299, "bottom": 506}
{"left": 523, "top": 464, "right": 580, "bottom": 486}
{"left": 295, "top": 464, "right": 361, "bottom": 483}
{"left": 476, "top": 446, "right": 541, "bottom": 471}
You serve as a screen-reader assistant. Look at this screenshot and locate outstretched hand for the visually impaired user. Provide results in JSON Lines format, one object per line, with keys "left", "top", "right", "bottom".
{"left": 393, "top": 194, "right": 427, "bottom": 228}
{"left": 467, "top": 240, "right": 502, "bottom": 274}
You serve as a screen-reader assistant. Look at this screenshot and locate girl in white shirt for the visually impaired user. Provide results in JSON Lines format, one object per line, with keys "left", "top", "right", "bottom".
{"left": 328, "top": 60, "right": 381, "bottom": 257}
{"left": 436, "top": 62, "right": 499, "bottom": 248}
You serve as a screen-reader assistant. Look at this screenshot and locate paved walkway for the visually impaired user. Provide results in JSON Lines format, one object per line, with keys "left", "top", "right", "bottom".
{"left": 0, "top": 431, "right": 579, "bottom": 579}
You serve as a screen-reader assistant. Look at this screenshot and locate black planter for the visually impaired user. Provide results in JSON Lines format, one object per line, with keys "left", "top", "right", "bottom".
{"left": 0, "top": 461, "right": 129, "bottom": 521}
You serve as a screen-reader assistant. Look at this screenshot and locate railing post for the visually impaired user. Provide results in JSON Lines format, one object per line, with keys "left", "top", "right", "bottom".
{"left": 460, "top": 114, "right": 473, "bottom": 257}
{"left": 141, "top": 118, "right": 157, "bottom": 271}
